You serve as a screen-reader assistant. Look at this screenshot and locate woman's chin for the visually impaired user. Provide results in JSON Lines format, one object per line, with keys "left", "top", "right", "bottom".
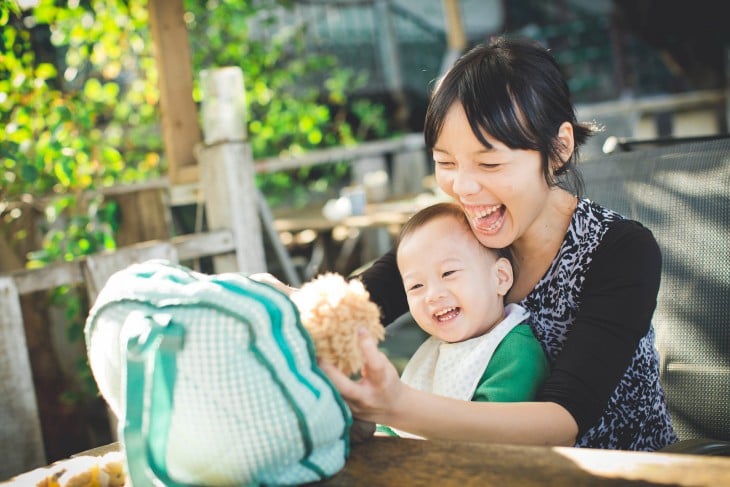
{"left": 471, "top": 219, "right": 511, "bottom": 248}
{"left": 474, "top": 231, "right": 510, "bottom": 250}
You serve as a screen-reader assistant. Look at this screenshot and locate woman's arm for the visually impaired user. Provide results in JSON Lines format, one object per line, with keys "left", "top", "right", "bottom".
{"left": 357, "top": 248, "right": 409, "bottom": 325}
{"left": 538, "top": 220, "right": 661, "bottom": 434}
{"left": 252, "top": 248, "right": 408, "bottom": 325}
{"left": 321, "top": 328, "right": 578, "bottom": 446}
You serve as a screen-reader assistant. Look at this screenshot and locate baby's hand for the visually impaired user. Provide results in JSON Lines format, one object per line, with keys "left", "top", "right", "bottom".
{"left": 320, "top": 327, "right": 403, "bottom": 425}
{"left": 249, "top": 272, "right": 297, "bottom": 296}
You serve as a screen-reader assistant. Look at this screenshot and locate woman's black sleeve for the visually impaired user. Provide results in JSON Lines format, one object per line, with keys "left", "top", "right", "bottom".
{"left": 356, "top": 248, "right": 409, "bottom": 325}
{"left": 538, "top": 219, "right": 662, "bottom": 434}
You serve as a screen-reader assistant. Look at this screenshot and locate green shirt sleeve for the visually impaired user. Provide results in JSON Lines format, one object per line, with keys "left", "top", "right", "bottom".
{"left": 472, "top": 324, "right": 550, "bottom": 403}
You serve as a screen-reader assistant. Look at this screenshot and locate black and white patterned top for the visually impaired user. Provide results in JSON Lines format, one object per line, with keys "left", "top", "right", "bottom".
{"left": 522, "top": 198, "right": 676, "bottom": 450}
{"left": 361, "top": 198, "right": 678, "bottom": 451}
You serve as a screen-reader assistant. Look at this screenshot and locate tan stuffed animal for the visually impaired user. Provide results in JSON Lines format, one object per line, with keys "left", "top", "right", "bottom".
{"left": 290, "top": 272, "right": 384, "bottom": 442}
{"left": 290, "top": 272, "right": 385, "bottom": 376}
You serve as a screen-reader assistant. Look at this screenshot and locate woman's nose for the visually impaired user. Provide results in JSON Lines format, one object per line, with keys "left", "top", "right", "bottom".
{"left": 451, "top": 168, "right": 480, "bottom": 197}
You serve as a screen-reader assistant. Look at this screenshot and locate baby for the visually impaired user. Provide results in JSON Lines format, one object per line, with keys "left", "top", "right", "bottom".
{"left": 381, "top": 202, "right": 548, "bottom": 436}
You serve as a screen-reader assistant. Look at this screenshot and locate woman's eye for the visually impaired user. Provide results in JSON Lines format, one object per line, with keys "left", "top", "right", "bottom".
{"left": 435, "top": 160, "right": 454, "bottom": 167}
{"left": 479, "top": 163, "right": 500, "bottom": 169}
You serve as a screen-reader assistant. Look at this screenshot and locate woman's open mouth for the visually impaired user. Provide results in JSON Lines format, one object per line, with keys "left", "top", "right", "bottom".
{"left": 464, "top": 204, "right": 505, "bottom": 233}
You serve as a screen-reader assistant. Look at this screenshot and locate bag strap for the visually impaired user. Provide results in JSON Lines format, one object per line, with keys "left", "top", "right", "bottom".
{"left": 123, "top": 312, "right": 188, "bottom": 487}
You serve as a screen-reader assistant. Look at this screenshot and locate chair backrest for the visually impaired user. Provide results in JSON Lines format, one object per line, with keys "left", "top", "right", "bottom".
{"left": 82, "top": 241, "right": 179, "bottom": 303}
{"left": 580, "top": 139, "right": 730, "bottom": 441}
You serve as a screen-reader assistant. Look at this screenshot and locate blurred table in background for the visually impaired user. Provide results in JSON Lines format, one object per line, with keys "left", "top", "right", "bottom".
{"left": 272, "top": 193, "right": 446, "bottom": 280}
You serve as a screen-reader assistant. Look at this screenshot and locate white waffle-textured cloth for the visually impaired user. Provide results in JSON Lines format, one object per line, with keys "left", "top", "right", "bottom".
{"left": 85, "top": 260, "right": 350, "bottom": 486}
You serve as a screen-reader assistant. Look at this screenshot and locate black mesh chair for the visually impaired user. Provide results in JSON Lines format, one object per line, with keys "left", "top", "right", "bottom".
{"left": 580, "top": 139, "right": 730, "bottom": 450}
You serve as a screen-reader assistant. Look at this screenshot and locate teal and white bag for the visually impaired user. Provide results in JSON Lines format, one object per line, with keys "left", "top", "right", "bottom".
{"left": 85, "top": 260, "right": 351, "bottom": 486}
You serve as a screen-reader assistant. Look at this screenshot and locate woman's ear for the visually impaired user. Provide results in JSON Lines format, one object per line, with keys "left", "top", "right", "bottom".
{"left": 554, "top": 121, "right": 575, "bottom": 172}
{"left": 495, "top": 257, "right": 514, "bottom": 297}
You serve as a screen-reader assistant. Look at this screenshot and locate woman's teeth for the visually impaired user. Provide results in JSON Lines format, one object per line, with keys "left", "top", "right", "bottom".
{"left": 466, "top": 204, "right": 504, "bottom": 232}
{"left": 470, "top": 204, "right": 502, "bottom": 219}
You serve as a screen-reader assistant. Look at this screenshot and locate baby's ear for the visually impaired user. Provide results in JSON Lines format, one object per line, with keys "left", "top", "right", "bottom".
{"left": 495, "top": 257, "right": 513, "bottom": 296}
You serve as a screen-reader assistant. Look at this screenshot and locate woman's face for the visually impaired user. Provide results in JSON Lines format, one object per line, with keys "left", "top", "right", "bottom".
{"left": 433, "top": 102, "right": 554, "bottom": 250}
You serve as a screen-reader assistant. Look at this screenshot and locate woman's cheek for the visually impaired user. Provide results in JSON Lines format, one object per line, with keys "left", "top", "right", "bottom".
{"left": 434, "top": 171, "right": 454, "bottom": 196}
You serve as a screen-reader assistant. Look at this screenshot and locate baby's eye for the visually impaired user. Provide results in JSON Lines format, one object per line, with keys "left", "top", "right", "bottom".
{"left": 479, "top": 163, "right": 500, "bottom": 169}
{"left": 407, "top": 283, "right": 423, "bottom": 292}
{"left": 442, "top": 270, "right": 458, "bottom": 278}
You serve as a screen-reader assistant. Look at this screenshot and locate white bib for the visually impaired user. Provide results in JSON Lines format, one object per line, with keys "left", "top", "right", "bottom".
{"left": 401, "top": 303, "right": 530, "bottom": 401}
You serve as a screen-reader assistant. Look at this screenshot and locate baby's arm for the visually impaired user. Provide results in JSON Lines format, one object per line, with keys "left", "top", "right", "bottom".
{"left": 473, "top": 325, "right": 549, "bottom": 402}
{"left": 320, "top": 328, "right": 578, "bottom": 446}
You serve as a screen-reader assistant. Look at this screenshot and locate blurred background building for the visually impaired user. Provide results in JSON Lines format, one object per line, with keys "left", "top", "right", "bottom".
{"left": 264, "top": 0, "right": 728, "bottom": 155}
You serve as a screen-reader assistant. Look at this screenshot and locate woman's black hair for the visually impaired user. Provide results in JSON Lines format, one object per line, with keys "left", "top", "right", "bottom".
{"left": 424, "top": 36, "right": 597, "bottom": 196}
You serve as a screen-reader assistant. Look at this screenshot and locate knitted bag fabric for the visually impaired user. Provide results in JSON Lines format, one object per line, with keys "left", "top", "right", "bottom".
{"left": 85, "top": 260, "right": 351, "bottom": 486}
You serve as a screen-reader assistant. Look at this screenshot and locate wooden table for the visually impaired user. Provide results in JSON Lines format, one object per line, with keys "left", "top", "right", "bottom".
{"left": 6, "top": 437, "right": 730, "bottom": 486}
{"left": 317, "top": 437, "right": 730, "bottom": 486}
{"left": 272, "top": 197, "right": 432, "bottom": 233}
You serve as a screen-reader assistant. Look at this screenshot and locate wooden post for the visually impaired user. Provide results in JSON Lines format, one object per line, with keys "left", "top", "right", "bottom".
{"left": 109, "top": 188, "right": 173, "bottom": 247}
{"left": 443, "top": 0, "right": 467, "bottom": 52}
{"left": 373, "top": 0, "right": 409, "bottom": 130}
{"left": 148, "top": 0, "right": 201, "bottom": 184}
{"left": 440, "top": 0, "right": 467, "bottom": 74}
{"left": 197, "top": 67, "right": 267, "bottom": 274}
{"left": 373, "top": 0, "right": 404, "bottom": 96}
{"left": 0, "top": 277, "right": 46, "bottom": 479}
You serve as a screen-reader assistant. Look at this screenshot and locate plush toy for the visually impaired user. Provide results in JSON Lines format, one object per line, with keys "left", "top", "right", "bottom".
{"left": 290, "top": 271, "right": 384, "bottom": 443}
{"left": 290, "top": 272, "right": 385, "bottom": 376}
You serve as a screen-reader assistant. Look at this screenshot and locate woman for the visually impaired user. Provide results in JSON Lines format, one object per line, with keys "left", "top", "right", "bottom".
{"left": 319, "top": 36, "right": 677, "bottom": 451}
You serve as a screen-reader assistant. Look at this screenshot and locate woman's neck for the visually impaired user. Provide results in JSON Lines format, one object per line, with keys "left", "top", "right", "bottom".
{"left": 506, "top": 190, "right": 577, "bottom": 303}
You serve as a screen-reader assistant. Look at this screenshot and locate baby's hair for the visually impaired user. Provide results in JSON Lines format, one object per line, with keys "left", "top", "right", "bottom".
{"left": 397, "top": 202, "right": 511, "bottom": 262}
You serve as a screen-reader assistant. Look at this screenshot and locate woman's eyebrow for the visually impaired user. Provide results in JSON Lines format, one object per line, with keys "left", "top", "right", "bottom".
{"left": 432, "top": 146, "right": 496, "bottom": 155}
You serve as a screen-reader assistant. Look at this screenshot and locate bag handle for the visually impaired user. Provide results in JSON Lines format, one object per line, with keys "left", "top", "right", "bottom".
{"left": 122, "top": 312, "right": 188, "bottom": 487}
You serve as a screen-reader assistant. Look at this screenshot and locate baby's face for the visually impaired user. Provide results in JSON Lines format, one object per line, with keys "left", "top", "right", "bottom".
{"left": 397, "top": 215, "right": 510, "bottom": 343}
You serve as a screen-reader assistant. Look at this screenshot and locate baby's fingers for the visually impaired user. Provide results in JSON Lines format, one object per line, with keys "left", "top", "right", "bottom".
{"left": 320, "top": 361, "right": 359, "bottom": 399}
{"left": 357, "top": 327, "right": 389, "bottom": 383}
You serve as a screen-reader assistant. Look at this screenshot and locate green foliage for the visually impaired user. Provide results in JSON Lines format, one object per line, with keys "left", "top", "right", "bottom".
{"left": 184, "top": 0, "right": 389, "bottom": 206}
{"left": 1, "top": 0, "right": 388, "bottom": 401}
{"left": 2, "top": 0, "right": 388, "bottom": 265}
{"left": 2, "top": 0, "right": 162, "bottom": 270}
